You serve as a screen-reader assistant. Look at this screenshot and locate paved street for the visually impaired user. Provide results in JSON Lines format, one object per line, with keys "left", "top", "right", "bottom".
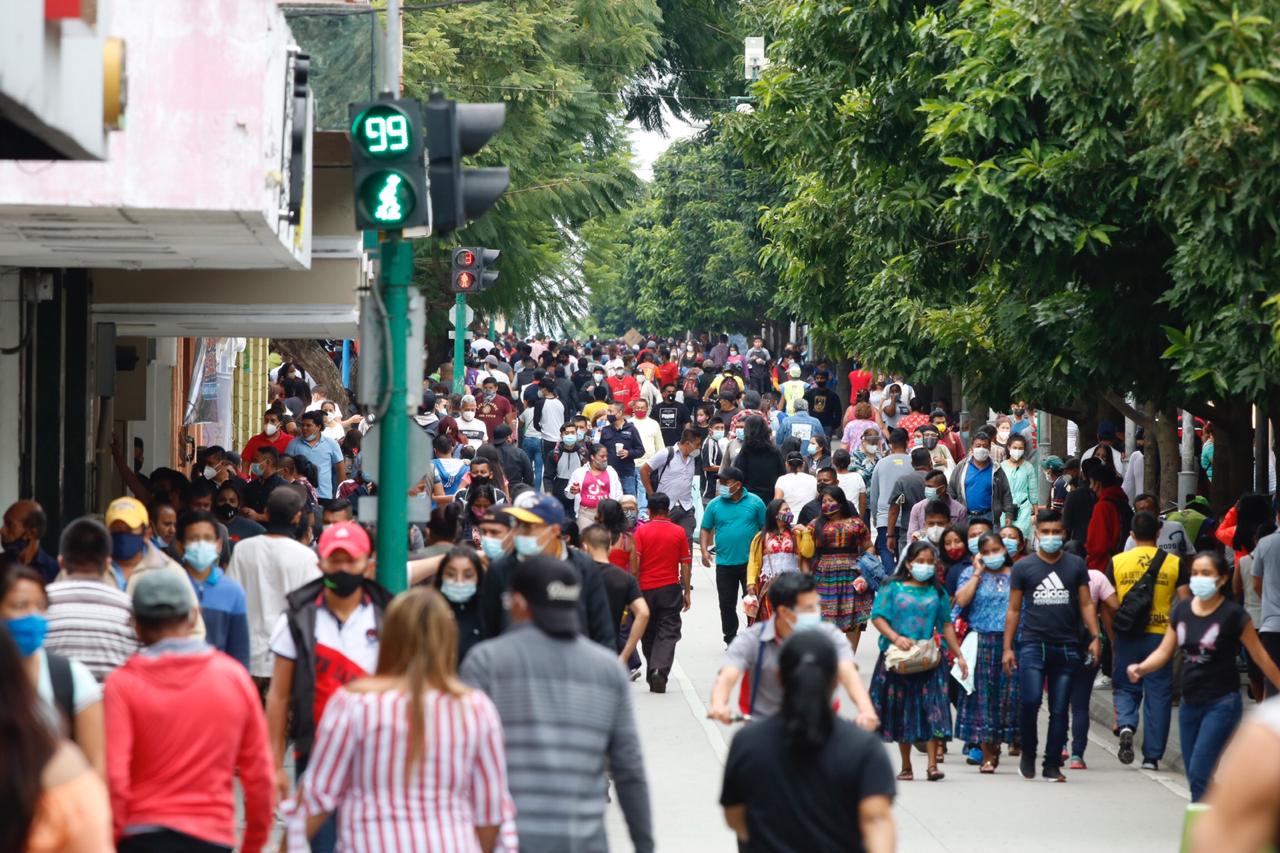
{"left": 606, "top": 555, "right": 1191, "bottom": 852}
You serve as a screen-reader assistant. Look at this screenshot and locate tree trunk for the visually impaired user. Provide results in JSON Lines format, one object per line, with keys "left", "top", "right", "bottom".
{"left": 1154, "top": 406, "right": 1179, "bottom": 510}
{"left": 272, "top": 339, "right": 351, "bottom": 412}
{"left": 1050, "top": 414, "right": 1068, "bottom": 459}
{"left": 1211, "top": 398, "right": 1255, "bottom": 515}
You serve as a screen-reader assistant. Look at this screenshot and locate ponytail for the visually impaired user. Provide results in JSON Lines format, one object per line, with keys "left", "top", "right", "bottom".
{"left": 778, "top": 632, "right": 838, "bottom": 753}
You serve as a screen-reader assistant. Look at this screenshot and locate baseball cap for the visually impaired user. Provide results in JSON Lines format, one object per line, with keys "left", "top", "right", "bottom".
{"left": 132, "top": 570, "right": 193, "bottom": 620}
{"left": 318, "top": 521, "right": 372, "bottom": 559}
{"left": 511, "top": 555, "right": 580, "bottom": 637}
{"left": 106, "top": 497, "right": 149, "bottom": 530}
{"left": 1063, "top": 455, "right": 1081, "bottom": 471}
{"left": 503, "top": 495, "right": 566, "bottom": 527}
{"left": 481, "top": 508, "right": 515, "bottom": 528}
{"left": 1041, "top": 455, "right": 1065, "bottom": 472}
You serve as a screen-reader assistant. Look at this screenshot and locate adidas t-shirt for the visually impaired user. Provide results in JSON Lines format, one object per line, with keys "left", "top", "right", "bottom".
{"left": 1011, "top": 553, "right": 1090, "bottom": 645}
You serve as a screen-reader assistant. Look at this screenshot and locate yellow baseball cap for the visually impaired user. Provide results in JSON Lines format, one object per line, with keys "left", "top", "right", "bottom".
{"left": 106, "top": 497, "right": 149, "bottom": 529}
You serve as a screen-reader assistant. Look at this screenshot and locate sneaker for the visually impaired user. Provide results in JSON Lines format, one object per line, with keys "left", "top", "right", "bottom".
{"left": 1019, "top": 751, "right": 1036, "bottom": 780}
{"left": 966, "top": 747, "right": 983, "bottom": 765}
{"left": 629, "top": 668, "right": 642, "bottom": 682}
{"left": 1042, "top": 767, "right": 1067, "bottom": 783}
{"left": 1069, "top": 756, "right": 1087, "bottom": 770}
{"left": 1094, "top": 674, "right": 1112, "bottom": 689}
{"left": 1117, "top": 728, "right": 1135, "bottom": 765}
{"left": 1141, "top": 759, "right": 1159, "bottom": 771}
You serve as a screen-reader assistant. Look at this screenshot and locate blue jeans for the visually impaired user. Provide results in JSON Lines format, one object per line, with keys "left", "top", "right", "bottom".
{"left": 521, "top": 436, "right": 543, "bottom": 490}
{"left": 875, "top": 526, "right": 895, "bottom": 577}
{"left": 1017, "top": 641, "right": 1081, "bottom": 771}
{"left": 295, "top": 753, "right": 337, "bottom": 852}
{"left": 1113, "top": 632, "right": 1173, "bottom": 761}
{"left": 619, "top": 472, "right": 638, "bottom": 497}
{"left": 1180, "top": 691, "right": 1243, "bottom": 801}
{"left": 1069, "top": 660, "right": 1098, "bottom": 757}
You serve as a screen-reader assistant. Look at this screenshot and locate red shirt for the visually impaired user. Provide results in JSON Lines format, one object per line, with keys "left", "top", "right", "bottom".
{"left": 897, "top": 412, "right": 930, "bottom": 436}
{"left": 242, "top": 431, "right": 292, "bottom": 466}
{"left": 476, "top": 393, "right": 514, "bottom": 436}
{"left": 849, "top": 369, "right": 873, "bottom": 397}
{"left": 656, "top": 361, "right": 680, "bottom": 389}
{"left": 634, "top": 516, "right": 692, "bottom": 591}
{"left": 607, "top": 375, "right": 641, "bottom": 413}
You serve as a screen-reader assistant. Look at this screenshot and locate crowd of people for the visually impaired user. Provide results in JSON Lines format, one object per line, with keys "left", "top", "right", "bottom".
{"left": 0, "top": 329, "right": 1275, "bottom": 851}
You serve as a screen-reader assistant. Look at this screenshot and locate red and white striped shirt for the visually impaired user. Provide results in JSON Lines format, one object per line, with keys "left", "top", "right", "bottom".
{"left": 300, "top": 686, "right": 514, "bottom": 852}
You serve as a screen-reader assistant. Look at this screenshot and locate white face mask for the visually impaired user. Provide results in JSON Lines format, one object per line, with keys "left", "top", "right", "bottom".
{"left": 997, "top": 429, "right": 1011, "bottom": 442}
{"left": 461, "top": 410, "right": 476, "bottom": 422}
{"left": 972, "top": 447, "right": 990, "bottom": 462}
{"left": 1009, "top": 447, "right": 1025, "bottom": 461}
{"left": 925, "top": 525, "right": 945, "bottom": 543}
{"left": 264, "top": 422, "right": 279, "bottom": 436}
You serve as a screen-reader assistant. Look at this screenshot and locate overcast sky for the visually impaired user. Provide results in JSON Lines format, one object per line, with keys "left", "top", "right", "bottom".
{"left": 628, "top": 116, "right": 701, "bottom": 181}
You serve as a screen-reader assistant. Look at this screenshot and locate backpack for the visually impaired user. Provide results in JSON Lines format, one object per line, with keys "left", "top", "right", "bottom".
{"left": 47, "top": 652, "right": 76, "bottom": 740}
{"left": 682, "top": 368, "right": 702, "bottom": 402}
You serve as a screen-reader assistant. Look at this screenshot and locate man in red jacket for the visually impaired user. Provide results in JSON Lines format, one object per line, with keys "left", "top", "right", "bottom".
{"left": 105, "top": 570, "right": 274, "bottom": 852}
{"left": 607, "top": 366, "right": 642, "bottom": 415}
{"left": 1085, "top": 463, "right": 1132, "bottom": 572}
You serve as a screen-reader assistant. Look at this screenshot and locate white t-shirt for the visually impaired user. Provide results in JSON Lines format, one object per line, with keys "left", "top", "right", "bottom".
{"left": 457, "top": 416, "right": 489, "bottom": 449}
{"left": 226, "top": 535, "right": 322, "bottom": 677}
{"left": 775, "top": 472, "right": 818, "bottom": 514}
{"left": 1124, "top": 519, "right": 1193, "bottom": 556}
{"left": 838, "top": 470, "right": 868, "bottom": 508}
{"left": 537, "top": 397, "right": 566, "bottom": 443}
{"left": 35, "top": 650, "right": 101, "bottom": 732}
{"left": 269, "top": 602, "right": 380, "bottom": 722}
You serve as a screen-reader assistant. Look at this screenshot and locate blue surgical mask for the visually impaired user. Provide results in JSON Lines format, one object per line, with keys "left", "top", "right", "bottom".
{"left": 111, "top": 531, "right": 146, "bottom": 561}
{"left": 515, "top": 535, "right": 542, "bottom": 557}
{"left": 1002, "top": 537, "right": 1019, "bottom": 555}
{"left": 968, "top": 536, "right": 981, "bottom": 555}
{"left": 562, "top": 435, "right": 578, "bottom": 447}
{"left": 250, "top": 462, "right": 264, "bottom": 477}
{"left": 790, "top": 610, "right": 822, "bottom": 632}
{"left": 183, "top": 540, "right": 220, "bottom": 571}
{"left": 480, "top": 536, "right": 507, "bottom": 561}
{"left": 734, "top": 427, "right": 745, "bottom": 442}
{"left": 981, "top": 553, "right": 1007, "bottom": 570}
{"left": 717, "top": 485, "right": 731, "bottom": 498}
{"left": 1189, "top": 576, "right": 1219, "bottom": 600}
{"left": 910, "top": 563, "right": 936, "bottom": 582}
{"left": 4, "top": 613, "right": 48, "bottom": 657}
{"left": 1039, "top": 535, "right": 1064, "bottom": 554}
{"left": 441, "top": 581, "right": 478, "bottom": 604}
{"left": 924, "top": 486, "right": 939, "bottom": 500}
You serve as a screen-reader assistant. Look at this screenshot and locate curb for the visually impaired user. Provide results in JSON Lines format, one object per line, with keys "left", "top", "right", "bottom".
{"left": 1085, "top": 682, "right": 1185, "bottom": 774}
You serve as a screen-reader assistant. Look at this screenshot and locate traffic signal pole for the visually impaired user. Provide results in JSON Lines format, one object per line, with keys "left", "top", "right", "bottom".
{"left": 376, "top": 236, "right": 412, "bottom": 593}
{"left": 453, "top": 293, "right": 467, "bottom": 395}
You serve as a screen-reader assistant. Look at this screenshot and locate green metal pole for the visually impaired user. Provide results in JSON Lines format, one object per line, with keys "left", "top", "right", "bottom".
{"left": 488, "top": 315, "right": 496, "bottom": 341}
{"left": 375, "top": 235, "right": 412, "bottom": 594}
{"left": 452, "top": 293, "right": 467, "bottom": 395}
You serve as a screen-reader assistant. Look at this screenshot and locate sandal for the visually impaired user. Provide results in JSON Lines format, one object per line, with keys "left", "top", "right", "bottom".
{"left": 896, "top": 769, "right": 914, "bottom": 781}
{"left": 927, "top": 765, "right": 945, "bottom": 782}
{"left": 980, "top": 761, "right": 996, "bottom": 774}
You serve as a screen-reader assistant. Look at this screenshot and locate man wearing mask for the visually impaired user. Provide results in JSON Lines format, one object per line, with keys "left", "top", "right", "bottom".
{"left": 881, "top": 384, "right": 911, "bottom": 430}
{"left": 456, "top": 394, "right": 489, "bottom": 449}
{"left": 548, "top": 422, "right": 590, "bottom": 517}
{"left": 243, "top": 446, "right": 288, "bottom": 520}
{"left": 606, "top": 364, "right": 641, "bottom": 415}
{"left": 477, "top": 496, "right": 616, "bottom": 648}
{"left": 601, "top": 402, "right": 646, "bottom": 498}
{"left": 905, "top": 470, "right": 968, "bottom": 541}
{"left": 476, "top": 375, "right": 517, "bottom": 438}
{"left": 700, "top": 418, "right": 728, "bottom": 503}
{"left": 104, "top": 498, "right": 206, "bottom": 641}
{"left": 867, "top": 429, "right": 913, "bottom": 573}
{"left": 640, "top": 428, "right": 701, "bottom": 543}
{"left": 2, "top": 499, "right": 59, "bottom": 582}
{"left": 284, "top": 411, "right": 346, "bottom": 506}
{"left": 885, "top": 449, "right": 935, "bottom": 558}
{"left": 948, "top": 433, "right": 1013, "bottom": 525}
{"left": 803, "top": 370, "right": 842, "bottom": 438}
{"left": 699, "top": 466, "right": 767, "bottom": 646}
{"left": 240, "top": 405, "right": 292, "bottom": 476}
{"left": 476, "top": 508, "right": 516, "bottom": 564}
{"left": 708, "top": 572, "right": 878, "bottom": 728}
{"left": 933, "top": 408, "right": 965, "bottom": 463}
{"left": 265, "top": 522, "right": 390, "bottom": 851}
{"left": 176, "top": 510, "right": 250, "bottom": 669}
{"left": 653, "top": 383, "right": 691, "bottom": 448}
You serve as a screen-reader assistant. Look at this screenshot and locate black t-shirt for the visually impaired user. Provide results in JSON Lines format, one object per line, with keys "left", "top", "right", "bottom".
{"left": 721, "top": 715, "right": 895, "bottom": 853}
{"left": 804, "top": 388, "right": 843, "bottom": 431}
{"left": 1062, "top": 487, "right": 1097, "bottom": 546}
{"left": 1172, "top": 598, "right": 1250, "bottom": 704}
{"left": 245, "top": 473, "right": 288, "bottom": 513}
{"left": 1010, "top": 553, "right": 1090, "bottom": 645}
{"left": 653, "top": 400, "right": 690, "bottom": 446}
{"left": 888, "top": 472, "right": 928, "bottom": 535}
{"left": 598, "top": 561, "right": 641, "bottom": 632}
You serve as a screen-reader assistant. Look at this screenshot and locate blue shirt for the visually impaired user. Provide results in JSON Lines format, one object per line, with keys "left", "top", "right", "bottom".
{"left": 285, "top": 435, "right": 344, "bottom": 499}
{"left": 187, "top": 568, "right": 251, "bottom": 669}
{"left": 777, "top": 413, "right": 824, "bottom": 453}
{"left": 964, "top": 459, "right": 994, "bottom": 513}
{"left": 950, "top": 566, "right": 1011, "bottom": 634}
{"left": 700, "top": 492, "right": 767, "bottom": 565}
{"left": 871, "top": 581, "right": 951, "bottom": 652}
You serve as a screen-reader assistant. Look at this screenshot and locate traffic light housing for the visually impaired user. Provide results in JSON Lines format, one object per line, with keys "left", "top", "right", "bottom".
{"left": 450, "top": 247, "right": 501, "bottom": 294}
{"left": 349, "top": 97, "right": 428, "bottom": 230}
{"left": 424, "top": 91, "right": 510, "bottom": 236}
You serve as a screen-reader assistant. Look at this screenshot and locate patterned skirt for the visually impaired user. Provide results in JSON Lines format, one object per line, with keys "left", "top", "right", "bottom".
{"left": 954, "top": 632, "right": 1020, "bottom": 745}
{"left": 812, "top": 551, "right": 873, "bottom": 631}
{"left": 870, "top": 652, "right": 952, "bottom": 743}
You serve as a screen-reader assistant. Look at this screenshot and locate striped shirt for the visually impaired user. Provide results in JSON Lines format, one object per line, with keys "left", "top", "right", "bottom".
{"left": 44, "top": 578, "right": 139, "bottom": 682}
{"left": 300, "top": 686, "right": 512, "bottom": 853}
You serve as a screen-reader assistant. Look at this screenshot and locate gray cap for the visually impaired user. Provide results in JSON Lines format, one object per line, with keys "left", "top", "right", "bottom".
{"left": 132, "top": 570, "right": 192, "bottom": 620}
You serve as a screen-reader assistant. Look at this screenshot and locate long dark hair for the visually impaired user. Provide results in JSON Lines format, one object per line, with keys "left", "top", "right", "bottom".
{"left": 474, "top": 444, "right": 509, "bottom": 496}
{"left": 0, "top": 625, "right": 56, "bottom": 852}
{"left": 764, "top": 498, "right": 788, "bottom": 536}
{"left": 596, "top": 498, "right": 626, "bottom": 545}
{"left": 1234, "top": 493, "right": 1274, "bottom": 552}
{"left": 779, "top": 630, "right": 837, "bottom": 753}
{"left": 431, "top": 545, "right": 486, "bottom": 591}
{"left": 742, "top": 415, "right": 774, "bottom": 451}
{"left": 813, "top": 484, "right": 851, "bottom": 542}
{"left": 892, "top": 540, "right": 946, "bottom": 594}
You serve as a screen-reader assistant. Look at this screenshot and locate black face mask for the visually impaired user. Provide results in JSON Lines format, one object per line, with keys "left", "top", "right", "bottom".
{"left": 1, "top": 535, "right": 26, "bottom": 558}
{"left": 215, "top": 503, "right": 237, "bottom": 523}
{"left": 323, "top": 570, "right": 364, "bottom": 596}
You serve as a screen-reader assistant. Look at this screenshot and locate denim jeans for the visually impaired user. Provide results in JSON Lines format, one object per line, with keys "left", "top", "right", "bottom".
{"left": 521, "top": 436, "right": 543, "bottom": 490}
{"left": 619, "top": 472, "right": 638, "bottom": 496}
{"left": 296, "top": 753, "right": 337, "bottom": 852}
{"left": 875, "top": 526, "right": 895, "bottom": 578}
{"left": 1069, "top": 660, "right": 1099, "bottom": 758}
{"left": 1017, "top": 641, "right": 1081, "bottom": 772}
{"left": 1113, "top": 632, "right": 1173, "bottom": 761}
{"left": 1180, "top": 691, "right": 1243, "bottom": 801}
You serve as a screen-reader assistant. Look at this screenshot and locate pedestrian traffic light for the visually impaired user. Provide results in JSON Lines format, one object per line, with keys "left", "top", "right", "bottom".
{"left": 450, "top": 247, "right": 501, "bottom": 293}
{"left": 478, "top": 248, "right": 500, "bottom": 292}
{"left": 424, "top": 91, "right": 510, "bottom": 236}
{"left": 349, "top": 97, "right": 428, "bottom": 230}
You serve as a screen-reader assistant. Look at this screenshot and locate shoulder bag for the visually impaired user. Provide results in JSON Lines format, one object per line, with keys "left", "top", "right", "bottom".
{"left": 1112, "top": 549, "right": 1170, "bottom": 636}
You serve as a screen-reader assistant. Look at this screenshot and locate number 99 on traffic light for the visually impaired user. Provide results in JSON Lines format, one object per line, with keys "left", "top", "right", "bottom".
{"left": 349, "top": 98, "right": 428, "bottom": 231}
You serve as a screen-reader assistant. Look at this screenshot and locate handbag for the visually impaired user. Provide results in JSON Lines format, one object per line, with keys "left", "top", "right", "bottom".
{"left": 884, "top": 638, "right": 941, "bottom": 675}
{"left": 1112, "top": 549, "right": 1170, "bottom": 636}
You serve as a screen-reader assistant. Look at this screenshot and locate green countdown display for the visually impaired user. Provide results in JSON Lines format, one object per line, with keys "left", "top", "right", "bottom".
{"left": 352, "top": 104, "right": 413, "bottom": 159}
{"left": 357, "top": 171, "right": 417, "bottom": 227}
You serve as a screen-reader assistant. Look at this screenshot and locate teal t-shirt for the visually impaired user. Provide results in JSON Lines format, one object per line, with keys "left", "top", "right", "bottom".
{"left": 700, "top": 492, "right": 766, "bottom": 565}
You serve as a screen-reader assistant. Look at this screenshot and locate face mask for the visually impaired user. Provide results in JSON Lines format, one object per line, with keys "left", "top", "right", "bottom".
{"left": 925, "top": 525, "right": 945, "bottom": 544}
{"left": 480, "top": 536, "right": 508, "bottom": 560}
{"left": 593, "top": 373, "right": 604, "bottom": 382}
{"left": 968, "top": 536, "right": 982, "bottom": 554}
{"left": 1002, "top": 537, "right": 1019, "bottom": 554}
{"left": 111, "top": 531, "right": 146, "bottom": 561}
{"left": 923, "top": 436, "right": 939, "bottom": 450}
{"left": 563, "top": 435, "right": 578, "bottom": 447}
{"left": 4, "top": 613, "right": 48, "bottom": 657}
{"left": 790, "top": 610, "right": 822, "bottom": 632}
{"left": 482, "top": 390, "right": 496, "bottom": 401}
{"left": 1012, "top": 407, "right": 1026, "bottom": 417}
{"left": 863, "top": 442, "right": 879, "bottom": 456}
{"left": 778, "top": 511, "right": 794, "bottom": 526}
{"left": 924, "top": 486, "right": 939, "bottom": 500}
{"left": 624, "top": 510, "right": 639, "bottom": 524}
{"left": 215, "top": 503, "right": 237, "bottom": 523}
{"left": 1189, "top": 576, "right": 1220, "bottom": 600}
{"left": 2, "top": 535, "right": 26, "bottom": 558}
{"left": 1039, "top": 535, "right": 1064, "bottom": 554}
{"left": 712, "top": 430, "right": 725, "bottom": 441}
{"left": 945, "top": 545, "right": 966, "bottom": 560}
{"left": 250, "top": 462, "right": 264, "bottom": 477}
{"left": 822, "top": 504, "right": 839, "bottom": 517}
{"left": 264, "top": 423, "right": 280, "bottom": 437}
{"left": 436, "top": 404, "right": 449, "bottom": 415}
{"left": 717, "top": 485, "right": 731, "bottom": 498}
{"left": 634, "top": 411, "right": 648, "bottom": 419}
{"left": 183, "top": 540, "right": 220, "bottom": 571}
{"left": 203, "top": 465, "right": 217, "bottom": 480}
{"left": 982, "top": 553, "right": 1007, "bottom": 569}
{"left": 910, "top": 563, "right": 936, "bottom": 582}
{"left": 996, "top": 429, "right": 1011, "bottom": 443}
{"left": 734, "top": 428, "right": 745, "bottom": 441}
{"left": 515, "top": 534, "right": 542, "bottom": 557}
{"left": 461, "top": 411, "right": 476, "bottom": 422}
{"left": 323, "top": 570, "right": 364, "bottom": 596}
{"left": 665, "top": 393, "right": 676, "bottom": 401}
{"left": 972, "top": 447, "right": 990, "bottom": 462}
{"left": 1009, "top": 447, "right": 1025, "bottom": 461}
{"left": 934, "top": 422, "right": 947, "bottom": 433}
{"left": 442, "top": 580, "right": 478, "bottom": 604}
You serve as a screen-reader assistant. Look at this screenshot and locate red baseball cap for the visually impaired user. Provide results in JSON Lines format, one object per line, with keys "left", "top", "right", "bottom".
{"left": 318, "top": 521, "right": 372, "bottom": 559}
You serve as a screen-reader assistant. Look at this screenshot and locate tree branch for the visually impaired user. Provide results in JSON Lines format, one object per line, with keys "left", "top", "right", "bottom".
{"left": 1102, "top": 392, "right": 1155, "bottom": 430}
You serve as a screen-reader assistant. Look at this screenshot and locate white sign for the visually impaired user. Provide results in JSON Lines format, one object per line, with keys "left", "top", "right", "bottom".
{"left": 450, "top": 304, "right": 475, "bottom": 327}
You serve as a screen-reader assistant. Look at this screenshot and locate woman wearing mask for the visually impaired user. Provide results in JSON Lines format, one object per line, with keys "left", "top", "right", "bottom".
{"left": 459, "top": 485, "right": 500, "bottom": 545}
{"left": 841, "top": 401, "right": 882, "bottom": 450}
{"left": 939, "top": 526, "right": 972, "bottom": 597}
{"left": 1000, "top": 433, "right": 1037, "bottom": 539}
{"left": 566, "top": 444, "right": 622, "bottom": 529}
{"left": 297, "top": 587, "right": 512, "bottom": 849}
{"left": 596, "top": 499, "right": 638, "bottom": 574}
{"left": 991, "top": 416, "right": 1013, "bottom": 464}
{"left": 736, "top": 415, "right": 786, "bottom": 505}
{"left": 952, "top": 533, "right": 1018, "bottom": 773}
{"left": 432, "top": 546, "right": 486, "bottom": 661}
{"left": 850, "top": 426, "right": 882, "bottom": 484}
{"left": 1127, "top": 551, "right": 1280, "bottom": 801}
{"left": 1001, "top": 524, "right": 1028, "bottom": 564}
{"left": 214, "top": 481, "right": 265, "bottom": 548}
{"left": 809, "top": 485, "right": 878, "bottom": 651}
{"left": 0, "top": 629, "right": 112, "bottom": 853}
{"left": 807, "top": 434, "right": 833, "bottom": 474}
{"left": 700, "top": 418, "right": 727, "bottom": 502}
{"left": 725, "top": 344, "right": 745, "bottom": 373}
{"left": 746, "top": 499, "right": 815, "bottom": 623}
{"left": 1, "top": 566, "right": 105, "bottom": 776}
{"left": 870, "top": 541, "right": 968, "bottom": 781}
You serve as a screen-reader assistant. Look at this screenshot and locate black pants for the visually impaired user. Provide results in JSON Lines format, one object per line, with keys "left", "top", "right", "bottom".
{"left": 669, "top": 505, "right": 696, "bottom": 542}
{"left": 552, "top": 477, "right": 575, "bottom": 517}
{"left": 1262, "top": 633, "right": 1280, "bottom": 698}
{"left": 642, "top": 583, "right": 684, "bottom": 681}
{"left": 716, "top": 563, "right": 748, "bottom": 645}
{"left": 541, "top": 440, "right": 560, "bottom": 492}
{"left": 118, "top": 830, "right": 231, "bottom": 853}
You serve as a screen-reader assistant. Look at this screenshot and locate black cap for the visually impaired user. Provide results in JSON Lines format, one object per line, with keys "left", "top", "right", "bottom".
{"left": 511, "top": 555, "right": 580, "bottom": 637}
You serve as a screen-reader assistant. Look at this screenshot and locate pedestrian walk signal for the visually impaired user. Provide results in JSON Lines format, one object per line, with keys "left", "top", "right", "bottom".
{"left": 451, "top": 247, "right": 499, "bottom": 294}
{"left": 349, "top": 98, "right": 428, "bottom": 230}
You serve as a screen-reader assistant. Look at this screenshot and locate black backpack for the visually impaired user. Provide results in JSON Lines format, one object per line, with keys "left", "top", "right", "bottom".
{"left": 47, "top": 653, "right": 76, "bottom": 739}
{"left": 1112, "top": 549, "right": 1170, "bottom": 636}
